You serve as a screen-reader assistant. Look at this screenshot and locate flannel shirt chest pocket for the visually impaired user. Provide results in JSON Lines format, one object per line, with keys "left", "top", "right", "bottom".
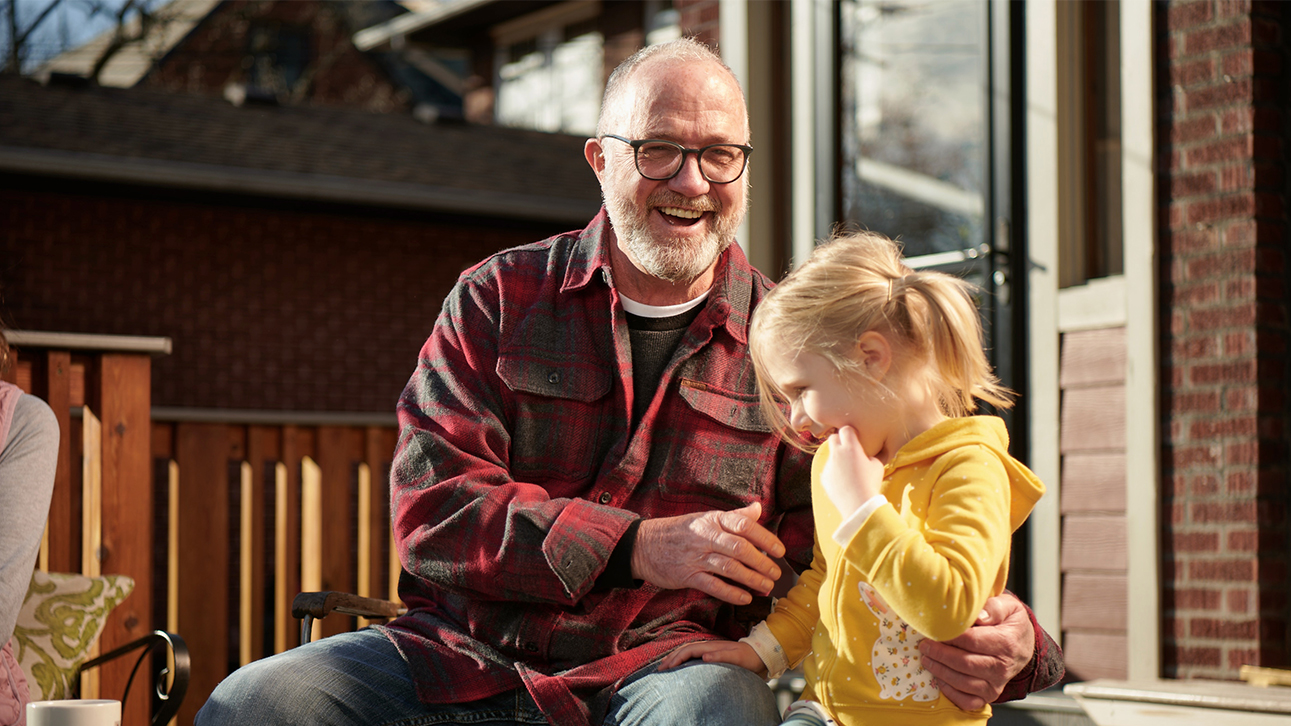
{"left": 644, "top": 379, "right": 777, "bottom": 509}
{"left": 497, "top": 352, "right": 615, "bottom": 485}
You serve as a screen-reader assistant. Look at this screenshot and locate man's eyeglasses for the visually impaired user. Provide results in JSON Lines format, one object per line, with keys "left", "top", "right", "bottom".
{"left": 601, "top": 135, "right": 752, "bottom": 184}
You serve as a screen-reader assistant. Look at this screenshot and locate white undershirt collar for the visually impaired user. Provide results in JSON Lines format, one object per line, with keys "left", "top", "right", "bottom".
{"left": 619, "top": 290, "right": 711, "bottom": 318}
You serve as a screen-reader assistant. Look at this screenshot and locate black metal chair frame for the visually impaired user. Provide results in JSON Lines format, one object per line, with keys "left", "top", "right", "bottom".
{"left": 70, "top": 630, "right": 190, "bottom": 726}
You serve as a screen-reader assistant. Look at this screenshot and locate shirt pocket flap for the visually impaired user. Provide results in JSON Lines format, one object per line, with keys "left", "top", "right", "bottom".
{"left": 678, "top": 379, "right": 772, "bottom": 433}
{"left": 497, "top": 354, "right": 613, "bottom": 403}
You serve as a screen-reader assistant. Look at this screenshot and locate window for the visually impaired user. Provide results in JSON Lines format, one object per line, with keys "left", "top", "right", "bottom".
{"left": 493, "top": 1, "right": 604, "bottom": 135}
{"left": 1057, "top": 0, "right": 1123, "bottom": 288}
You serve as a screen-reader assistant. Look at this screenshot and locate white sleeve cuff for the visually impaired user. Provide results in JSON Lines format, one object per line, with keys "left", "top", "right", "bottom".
{"left": 740, "top": 621, "right": 790, "bottom": 679}
{"left": 832, "top": 494, "right": 888, "bottom": 546}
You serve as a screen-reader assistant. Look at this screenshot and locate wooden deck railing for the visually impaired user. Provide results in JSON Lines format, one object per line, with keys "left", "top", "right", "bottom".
{"left": 6, "top": 332, "right": 400, "bottom": 726}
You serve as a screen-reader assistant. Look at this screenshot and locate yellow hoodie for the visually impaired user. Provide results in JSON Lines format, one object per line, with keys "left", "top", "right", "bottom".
{"left": 763, "top": 416, "right": 1045, "bottom": 725}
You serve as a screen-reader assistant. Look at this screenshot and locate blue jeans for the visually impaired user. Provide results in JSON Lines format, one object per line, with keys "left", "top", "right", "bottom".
{"left": 195, "top": 628, "right": 781, "bottom": 726}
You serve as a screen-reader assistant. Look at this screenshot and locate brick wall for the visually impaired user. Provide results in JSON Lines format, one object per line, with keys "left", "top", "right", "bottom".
{"left": 0, "top": 179, "right": 575, "bottom": 414}
{"left": 1159, "top": 0, "right": 1291, "bottom": 679}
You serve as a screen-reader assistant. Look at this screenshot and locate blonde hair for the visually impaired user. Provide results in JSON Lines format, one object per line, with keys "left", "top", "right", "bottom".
{"left": 749, "top": 230, "right": 1013, "bottom": 448}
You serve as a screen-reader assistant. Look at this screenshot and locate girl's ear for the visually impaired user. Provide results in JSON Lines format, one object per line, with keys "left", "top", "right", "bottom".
{"left": 855, "top": 331, "right": 893, "bottom": 381}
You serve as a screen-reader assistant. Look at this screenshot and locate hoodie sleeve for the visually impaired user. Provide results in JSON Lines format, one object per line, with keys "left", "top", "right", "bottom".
{"left": 841, "top": 444, "right": 1015, "bottom": 641}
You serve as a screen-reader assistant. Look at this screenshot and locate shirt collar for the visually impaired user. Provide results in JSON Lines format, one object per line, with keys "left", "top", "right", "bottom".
{"left": 563, "top": 206, "right": 756, "bottom": 345}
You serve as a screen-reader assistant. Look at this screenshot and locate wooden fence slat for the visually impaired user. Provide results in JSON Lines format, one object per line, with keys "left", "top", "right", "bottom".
{"left": 176, "top": 422, "right": 231, "bottom": 726}
{"left": 317, "top": 427, "right": 360, "bottom": 639}
{"left": 80, "top": 406, "right": 102, "bottom": 700}
{"left": 245, "top": 426, "right": 277, "bottom": 661}
{"left": 273, "top": 462, "right": 289, "bottom": 655}
{"left": 300, "top": 456, "right": 323, "bottom": 644}
{"left": 96, "top": 353, "right": 153, "bottom": 726}
{"left": 35, "top": 351, "right": 75, "bottom": 573}
{"left": 239, "top": 462, "right": 253, "bottom": 668}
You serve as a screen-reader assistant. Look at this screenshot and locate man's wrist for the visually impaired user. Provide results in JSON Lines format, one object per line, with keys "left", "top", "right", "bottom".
{"left": 592, "top": 518, "right": 643, "bottom": 591}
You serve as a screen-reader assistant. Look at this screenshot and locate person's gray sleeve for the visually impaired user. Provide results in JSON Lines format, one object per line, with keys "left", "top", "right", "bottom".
{"left": 0, "top": 394, "right": 59, "bottom": 642}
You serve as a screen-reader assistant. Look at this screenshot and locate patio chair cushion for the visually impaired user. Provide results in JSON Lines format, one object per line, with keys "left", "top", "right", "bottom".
{"left": 7, "top": 571, "right": 134, "bottom": 701}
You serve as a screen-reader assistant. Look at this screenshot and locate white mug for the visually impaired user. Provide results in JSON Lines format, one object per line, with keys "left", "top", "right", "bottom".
{"left": 25, "top": 700, "right": 122, "bottom": 726}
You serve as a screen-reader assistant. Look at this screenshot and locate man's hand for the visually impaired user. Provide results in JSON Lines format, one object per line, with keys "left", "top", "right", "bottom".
{"left": 658, "top": 640, "right": 766, "bottom": 676}
{"left": 632, "top": 502, "right": 784, "bottom": 605}
{"left": 918, "top": 592, "right": 1035, "bottom": 711}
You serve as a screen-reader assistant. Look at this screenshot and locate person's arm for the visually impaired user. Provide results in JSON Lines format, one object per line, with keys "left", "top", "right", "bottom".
{"left": 918, "top": 591, "right": 1065, "bottom": 709}
{"left": 834, "top": 439, "right": 1014, "bottom": 642}
{"left": 392, "top": 264, "right": 635, "bottom": 606}
{"left": 0, "top": 394, "right": 59, "bottom": 642}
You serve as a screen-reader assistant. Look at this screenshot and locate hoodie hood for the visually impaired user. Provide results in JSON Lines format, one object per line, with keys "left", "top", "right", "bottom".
{"left": 887, "top": 415, "right": 1045, "bottom": 531}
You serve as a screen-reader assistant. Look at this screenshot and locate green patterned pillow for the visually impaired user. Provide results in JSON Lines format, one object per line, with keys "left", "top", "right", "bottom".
{"left": 11, "top": 571, "right": 134, "bottom": 701}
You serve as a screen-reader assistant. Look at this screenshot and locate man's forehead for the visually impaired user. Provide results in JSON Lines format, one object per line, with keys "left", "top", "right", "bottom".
{"left": 615, "top": 61, "right": 748, "bottom": 139}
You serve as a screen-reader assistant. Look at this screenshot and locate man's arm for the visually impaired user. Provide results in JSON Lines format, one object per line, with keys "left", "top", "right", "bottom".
{"left": 918, "top": 591, "right": 1065, "bottom": 710}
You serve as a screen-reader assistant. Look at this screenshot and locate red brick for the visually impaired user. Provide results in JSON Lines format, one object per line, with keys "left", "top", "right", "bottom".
{"left": 1172, "top": 390, "right": 1222, "bottom": 412}
{"left": 1174, "top": 530, "right": 1221, "bottom": 551}
{"left": 1224, "top": 277, "right": 1257, "bottom": 301}
{"left": 1227, "top": 528, "right": 1259, "bottom": 552}
{"left": 1183, "top": 21, "right": 1252, "bottom": 57}
{"left": 1174, "top": 56, "right": 1219, "bottom": 87}
{"left": 1190, "top": 558, "right": 1257, "bottom": 581}
{"left": 1216, "top": 0, "right": 1252, "bottom": 19}
{"left": 1173, "top": 170, "right": 1220, "bottom": 197}
{"left": 1170, "top": 226, "right": 1222, "bottom": 254}
{"left": 1172, "top": 281, "right": 1222, "bottom": 307}
{"left": 1218, "top": 164, "right": 1254, "bottom": 192}
{"left": 1223, "top": 383, "right": 1258, "bottom": 408}
{"left": 1173, "top": 114, "right": 1220, "bottom": 143}
{"left": 1227, "top": 648, "right": 1260, "bottom": 669}
{"left": 1174, "top": 444, "right": 1223, "bottom": 468}
{"left": 1185, "top": 248, "right": 1256, "bottom": 279}
{"left": 1172, "top": 587, "right": 1224, "bottom": 610}
{"left": 1227, "top": 588, "right": 1253, "bottom": 613}
{"left": 1169, "top": 0, "right": 1214, "bottom": 29}
{"left": 1191, "top": 501, "right": 1258, "bottom": 524}
{"left": 1191, "top": 618, "right": 1258, "bottom": 639}
{"left": 1172, "top": 646, "right": 1224, "bottom": 667}
{"left": 1226, "top": 441, "right": 1259, "bottom": 466}
{"left": 1184, "top": 136, "right": 1251, "bottom": 167}
{"left": 1189, "top": 303, "right": 1258, "bottom": 331}
{"left": 1187, "top": 193, "right": 1258, "bottom": 225}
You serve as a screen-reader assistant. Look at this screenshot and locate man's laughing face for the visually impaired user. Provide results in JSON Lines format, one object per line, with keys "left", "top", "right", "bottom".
{"left": 597, "top": 58, "right": 749, "bottom": 284}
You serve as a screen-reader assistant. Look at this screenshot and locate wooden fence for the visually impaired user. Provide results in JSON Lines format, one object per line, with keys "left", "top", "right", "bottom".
{"left": 6, "top": 333, "right": 400, "bottom": 726}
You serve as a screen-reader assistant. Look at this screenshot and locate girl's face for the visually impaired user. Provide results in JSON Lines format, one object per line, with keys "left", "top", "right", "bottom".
{"left": 761, "top": 347, "right": 890, "bottom": 456}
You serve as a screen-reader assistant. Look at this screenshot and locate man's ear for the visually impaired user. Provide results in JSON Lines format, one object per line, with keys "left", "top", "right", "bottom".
{"left": 855, "top": 331, "right": 892, "bottom": 381}
{"left": 585, "top": 138, "right": 606, "bottom": 180}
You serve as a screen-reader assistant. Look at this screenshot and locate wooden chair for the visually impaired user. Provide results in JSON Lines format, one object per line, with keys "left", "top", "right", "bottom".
{"left": 290, "top": 592, "right": 405, "bottom": 646}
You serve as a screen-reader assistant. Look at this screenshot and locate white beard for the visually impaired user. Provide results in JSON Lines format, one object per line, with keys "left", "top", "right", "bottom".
{"left": 604, "top": 181, "right": 745, "bottom": 283}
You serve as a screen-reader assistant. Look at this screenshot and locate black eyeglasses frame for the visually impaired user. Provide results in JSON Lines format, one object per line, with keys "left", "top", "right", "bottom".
{"left": 600, "top": 134, "right": 753, "bottom": 184}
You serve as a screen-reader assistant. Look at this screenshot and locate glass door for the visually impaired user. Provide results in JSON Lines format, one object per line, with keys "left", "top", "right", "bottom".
{"left": 837, "top": 0, "right": 1028, "bottom": 592}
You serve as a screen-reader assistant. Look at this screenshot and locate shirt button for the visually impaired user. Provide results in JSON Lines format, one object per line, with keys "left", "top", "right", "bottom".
{"left": 599, "top": 492, "right": 612, "bottom": 504}
{"left": 525, "top": 642, "right": 539, "bottom": 652}
{"left": 547, "top": 371, "right": 560, "bottom": 384}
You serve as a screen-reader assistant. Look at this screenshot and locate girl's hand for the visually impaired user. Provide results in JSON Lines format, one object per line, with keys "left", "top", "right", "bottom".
{"left": 822, "top": 426, "right": 885, "bottom": 517}
{"left": 658, "top": 640, "right": 767, "bottom": 676}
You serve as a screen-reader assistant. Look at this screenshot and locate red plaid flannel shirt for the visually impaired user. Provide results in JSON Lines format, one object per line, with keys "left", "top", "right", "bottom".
{"left": 379, "top": 209, "right": 1062, "bottom": 725}
{"left": 381, "top": 209, "right": 815, "bottom": 725}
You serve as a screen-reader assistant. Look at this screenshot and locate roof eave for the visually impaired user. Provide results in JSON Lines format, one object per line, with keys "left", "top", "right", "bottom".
{"left": 0, "top": 145, "right": 599, "bottom": 225}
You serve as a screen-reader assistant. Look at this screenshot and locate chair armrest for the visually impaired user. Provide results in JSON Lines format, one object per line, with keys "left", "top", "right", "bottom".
{"left": 291, "top": 591, "right": 406, "bottom": 647}
{"left": 75, "top": 630, "right": 190, "bottom": 726}
{"left": 291, "top": 591, "right": 404, "bottom": 620}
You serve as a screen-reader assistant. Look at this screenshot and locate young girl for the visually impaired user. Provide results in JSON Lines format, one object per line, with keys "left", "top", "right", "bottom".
{"left": 661, "top": 231, "right": 1045, "bottom": 726}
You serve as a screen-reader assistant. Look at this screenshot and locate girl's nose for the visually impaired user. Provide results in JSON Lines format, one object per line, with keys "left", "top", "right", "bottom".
{"left": 789, "top": 401, "right": 810, "bottom": 431}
